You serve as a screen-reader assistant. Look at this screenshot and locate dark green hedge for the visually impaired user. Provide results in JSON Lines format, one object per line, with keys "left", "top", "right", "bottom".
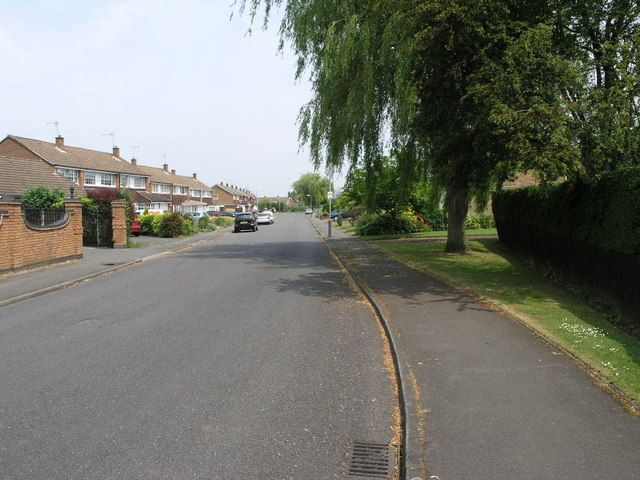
{"left": 493, "top": 168, "right": 640, "bottom": 255}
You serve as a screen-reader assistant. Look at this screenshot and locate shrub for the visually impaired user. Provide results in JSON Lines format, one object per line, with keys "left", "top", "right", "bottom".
{"left": 180, "top": 215, "right": 197, "bottom": 236}
{"left": 336, "top": 216, "right": 343, "bottom": 226}
{"left": 138, "top": 214, "right": 155, "bottom": 235}
{"left": 423, "top": 209, "right": 448, "bottom": 231}
{"left": 152, "top": 213, "right": 164, "bottom": 236}
{"left": 158, "top": 212, "right": 184, "bottom": 237}
{"left": 86, "top": 189, "right": 119, "bottom": 203}
{"left": 198, "top": 215, "right": 210, "bottom": 230}
{"left": 21, "top": 186, "right": 65, "bottom": 209}
{"left": 355, "top": 212, "right": 423, "bottom": 236}
{"left": 477, "top": 213, "right": 495, "bottom": 229}
{"left": 465, "top": 215, "right": 482, "bottom": 230}
{"left": 493, "top": 168, "right": 640, "bottom": 254}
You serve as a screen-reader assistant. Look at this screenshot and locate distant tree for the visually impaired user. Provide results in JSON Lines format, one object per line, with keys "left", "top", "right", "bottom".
{"left": 291, "top": 173, "right": 331, "bottom": 207}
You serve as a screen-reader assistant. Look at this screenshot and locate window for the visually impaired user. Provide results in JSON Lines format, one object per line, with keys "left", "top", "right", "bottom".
{"left": 120, "top": 175, "right": 129, "bottom": 188}
{"left": 152, "top": 184, "right": 171, "bottom": 194}
{"left": 212, "top": 193, "right": 219, "bottom": 200}
{"left": 122, "top": 175, "right": 146, "bottom": 189}
{"left": 133, "top": 176, "right": 145, "bottom": 188}
{"left": 190, "top": 189, "right": 200, "bottom": 197}
{"left": 202, "top": 191, "right": 211, "bottom": 198}
{"left": 173, "top": 186, "right": 187, "bottom": 195}
{"left": 84, "top": 171, "right": 96, "bottom": 185}
{"left": 100, "top": 173, "right": 115, "bottom": 186}
{"left": 56, "top": 167, "right": 79, "bottom": 184}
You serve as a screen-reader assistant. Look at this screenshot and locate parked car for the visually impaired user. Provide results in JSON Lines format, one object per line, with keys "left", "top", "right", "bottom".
{"left": 305, "top": 208, "right": 313, "bottom": 215}
{"left": 207, "top": 211, "right": 221, "bottom": 217}
{"left": 330, "top": 210, "right": 347, "bottom": 219}
{"left": 130, "top": 219, "right": 142, "bottom": 236}
{"left": 256, "top": 211, "right": 273, "bottom": 225}
{"left": 234, "top": 212, "right": 258, "bottom": 232}
{"left": 220, "top": 211, "right": 237, "bottom": 218}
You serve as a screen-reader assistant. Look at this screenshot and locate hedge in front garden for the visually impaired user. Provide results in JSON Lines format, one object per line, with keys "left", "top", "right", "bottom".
{"left": 492, "top": 168, "right": 640, "bottom": 326}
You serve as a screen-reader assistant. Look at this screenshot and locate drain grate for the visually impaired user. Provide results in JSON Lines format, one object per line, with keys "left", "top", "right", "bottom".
{"left": 346, "top": 442, "right": 396, "bottom": 477}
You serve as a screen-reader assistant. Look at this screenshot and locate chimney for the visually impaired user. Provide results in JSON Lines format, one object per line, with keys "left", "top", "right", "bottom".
{"left": 55, "top": 135, "right": 64, "bottom": 148}
{"left": 225, "top": 183, "right": 229, "bottom": 187}
{"left": 163, "top": 163, "right": 169, "bottom": 172}
{"left": 112, "top": 146, "right": 120, "bottom": 158}
{"left": 131, "top": 158, "right": 137, "bottom": 166}
{"left": 192, "top": 173, "right": 197, "bottom": 180}
{"left": 171, "top": 169, "right": 176, "bottom": 175}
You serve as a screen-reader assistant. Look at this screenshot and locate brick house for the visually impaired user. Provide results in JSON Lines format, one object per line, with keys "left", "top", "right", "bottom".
{"left": 132, "top": 162, "right": 214, "bottom": 214}
{"left": 259, "top": 196, "right": 295, "bottom": 208}
{"left": 0, "top": 135, "right": 149, "bottom": 198}
{"left": 211, "top": 183, "right": 257, "bottom": 212}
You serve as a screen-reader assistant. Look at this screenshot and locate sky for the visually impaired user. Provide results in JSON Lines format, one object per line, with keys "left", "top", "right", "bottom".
{"left": 0, "top": 0, "right": 340, "bottom": 196}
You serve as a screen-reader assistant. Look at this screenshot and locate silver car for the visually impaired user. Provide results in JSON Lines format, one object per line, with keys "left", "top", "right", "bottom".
{"left": 256, "top": 211, "right": 274, "bottom": 224}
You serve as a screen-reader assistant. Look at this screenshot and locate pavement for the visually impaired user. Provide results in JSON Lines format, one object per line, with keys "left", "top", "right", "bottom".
{"left": 311, "top": 215, "right": 640, "bottom": 480}
{"left": 0, "top": 213, "right": 398, "bottom": 479}
{"left": 0, "top": 228, "right": 231, "bottom": 307}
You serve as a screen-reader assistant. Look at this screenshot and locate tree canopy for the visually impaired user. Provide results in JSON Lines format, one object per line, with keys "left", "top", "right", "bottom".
{"left": 291, "top": 172, "right": 331, "bottom": 208}
{"left": 241, "top": 0, "right": 640, "bottom": 251}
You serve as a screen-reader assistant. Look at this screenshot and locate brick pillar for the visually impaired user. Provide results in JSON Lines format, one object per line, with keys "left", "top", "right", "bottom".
{"left": 64, "top": 199, "right": 84, "bottom": 257}
{"left": 111, "top": 200, "right": 127, "bottom": 248}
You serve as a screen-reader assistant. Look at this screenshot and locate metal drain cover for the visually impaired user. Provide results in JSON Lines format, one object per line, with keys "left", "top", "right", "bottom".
{"left": 347, "top": 442, "right": 396, "bottom": 477}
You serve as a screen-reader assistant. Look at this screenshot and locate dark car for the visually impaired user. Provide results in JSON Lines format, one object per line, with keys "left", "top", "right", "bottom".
{"left": 234, "top": 213, "right": 258, "bottom": 232}
{"left": 330, "top": 210, "right": 347, "bottom": 219}
{"left": 220, "top": 211, "right": 237, "bottom": 218}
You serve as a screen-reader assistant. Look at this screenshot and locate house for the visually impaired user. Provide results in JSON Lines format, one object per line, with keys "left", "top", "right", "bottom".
{"left": 0, "top": 135, "right": 149, "bottom": 197}
{"left": 211, "top": 183, "right": 257, "bottom": 212}
{"left": 131, "top": 163, "right": 214, "bottom": 214}
{"left": 0, "top": 155, "right": 85, "bottom": 201}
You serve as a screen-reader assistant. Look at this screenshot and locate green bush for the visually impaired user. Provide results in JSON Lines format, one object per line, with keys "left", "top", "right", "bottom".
{"left": 465, "top": 215, "right": 482, "bottom": 230}
{"left": 152, "top": 214, "right": 163, "bottom": 236}
{"left": 198, "top": 215, "right": 210, "bottom": 230}
{"left": 21, "top": 186, "right": 65, "bottom": 209}
{"left": 336, "top": 216, "right": 343, "bottom": 226}
{"left": 138, "top": 214, "right": 155, "bottom": 235}
{"left": 492, "top": 167, "right": 640, "bottom": 254}
{"left": 355, "top": 212, "right": 424, "bottom": 236}
{"left": 423, "top": 209, "right": 448, "bottom": 231}
{"left": 180, "top": 215, "right": 197, "bottom": 236}
{"left": 477, "top": 213, "right": 495, "bottom": 229}
{"left": 158, "top": 213, "right": 183, "bottom": 238}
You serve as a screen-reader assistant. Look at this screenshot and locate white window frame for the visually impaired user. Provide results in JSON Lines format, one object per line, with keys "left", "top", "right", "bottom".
{"left": 190, "top": 189, "right": 200, "bottom": 197}
{"left": 202, "top": 191, "right": 212, "bottom": 198}
{"left": 56, "top": 167, "right": 79, "bottom": 184}
{"left": 152, "top": 183, "right": 171, "bottom": 194}
{"left": 212, "top": 193, "right": 219, "bottom": 200}
{"left": 173, "top": 185, "right": 188, "bottom": 195}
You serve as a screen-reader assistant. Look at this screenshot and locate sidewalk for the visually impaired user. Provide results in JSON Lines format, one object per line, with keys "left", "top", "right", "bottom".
{"left": 311, "top": 216, "right": 640, "bottom": 479}
{"left": 0, "top": 228, "right": 229, "bottom": 307}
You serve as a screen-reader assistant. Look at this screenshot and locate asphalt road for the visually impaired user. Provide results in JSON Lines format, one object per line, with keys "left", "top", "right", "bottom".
{"left": 0, "top": 213, "right": 398, "bottom": 479}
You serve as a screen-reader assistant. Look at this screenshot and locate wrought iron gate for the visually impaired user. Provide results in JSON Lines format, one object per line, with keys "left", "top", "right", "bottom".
{"left": 82, "top": 205, "right": 113, "bottom": 247}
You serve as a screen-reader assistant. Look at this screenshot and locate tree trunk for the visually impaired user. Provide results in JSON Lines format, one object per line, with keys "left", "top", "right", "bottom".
{"left": 445, "top": 183, "right": 470, "bottom": 253}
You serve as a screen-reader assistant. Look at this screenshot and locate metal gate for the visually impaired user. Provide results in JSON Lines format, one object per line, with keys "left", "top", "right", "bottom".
{"left": 82, "top": 205, "right": 113, "bottom": 248}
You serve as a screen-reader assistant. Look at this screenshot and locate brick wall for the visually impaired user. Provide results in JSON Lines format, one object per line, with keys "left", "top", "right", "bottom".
{"left": 111, "top": 201, "right": 127, "bottom": 248}
{"left": 0, "top": 200, "right": 83, "bottom": 273}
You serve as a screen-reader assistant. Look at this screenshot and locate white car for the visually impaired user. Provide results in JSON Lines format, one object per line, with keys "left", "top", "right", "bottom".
{"left": 256, "top": 211, "right": 274, "bottom": 225}
{"left": 305, "top": 208, "right": 313, "bottom": 215}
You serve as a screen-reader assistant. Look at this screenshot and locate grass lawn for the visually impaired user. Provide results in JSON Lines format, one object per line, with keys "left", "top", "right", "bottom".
{"left": 373, "top": 238, "right": 640, "bottom": 406}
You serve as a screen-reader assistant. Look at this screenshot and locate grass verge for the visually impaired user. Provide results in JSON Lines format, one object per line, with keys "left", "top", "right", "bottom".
{"left": 373, "top": 238, "right": 640, "bottom": 407}
{"left": 361, "top": 228, "right": 497, "bottom": 241}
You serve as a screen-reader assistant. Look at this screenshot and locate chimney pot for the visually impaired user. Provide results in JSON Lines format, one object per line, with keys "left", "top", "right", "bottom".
{"left": 131, "top": 158, "right": 137, "bottom": 166}
{"left": 163, "top": 163, "right": 169, "bottom": 172}
{"left": 193, "top": 173, "right": 197, "bottom": 180}
{"left": 112, "top": 146, "right": 120, "bottom": 158}
{"left": 171, "top": 169, "right": 176, "bottom": 175}
{"left": 55, "top": 135, "right": 64, "bottom": 148}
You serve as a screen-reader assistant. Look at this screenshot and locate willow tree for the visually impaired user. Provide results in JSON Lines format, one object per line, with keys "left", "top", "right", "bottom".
{"left": 240, "top": 0, "right": 574, "bottom": 251}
